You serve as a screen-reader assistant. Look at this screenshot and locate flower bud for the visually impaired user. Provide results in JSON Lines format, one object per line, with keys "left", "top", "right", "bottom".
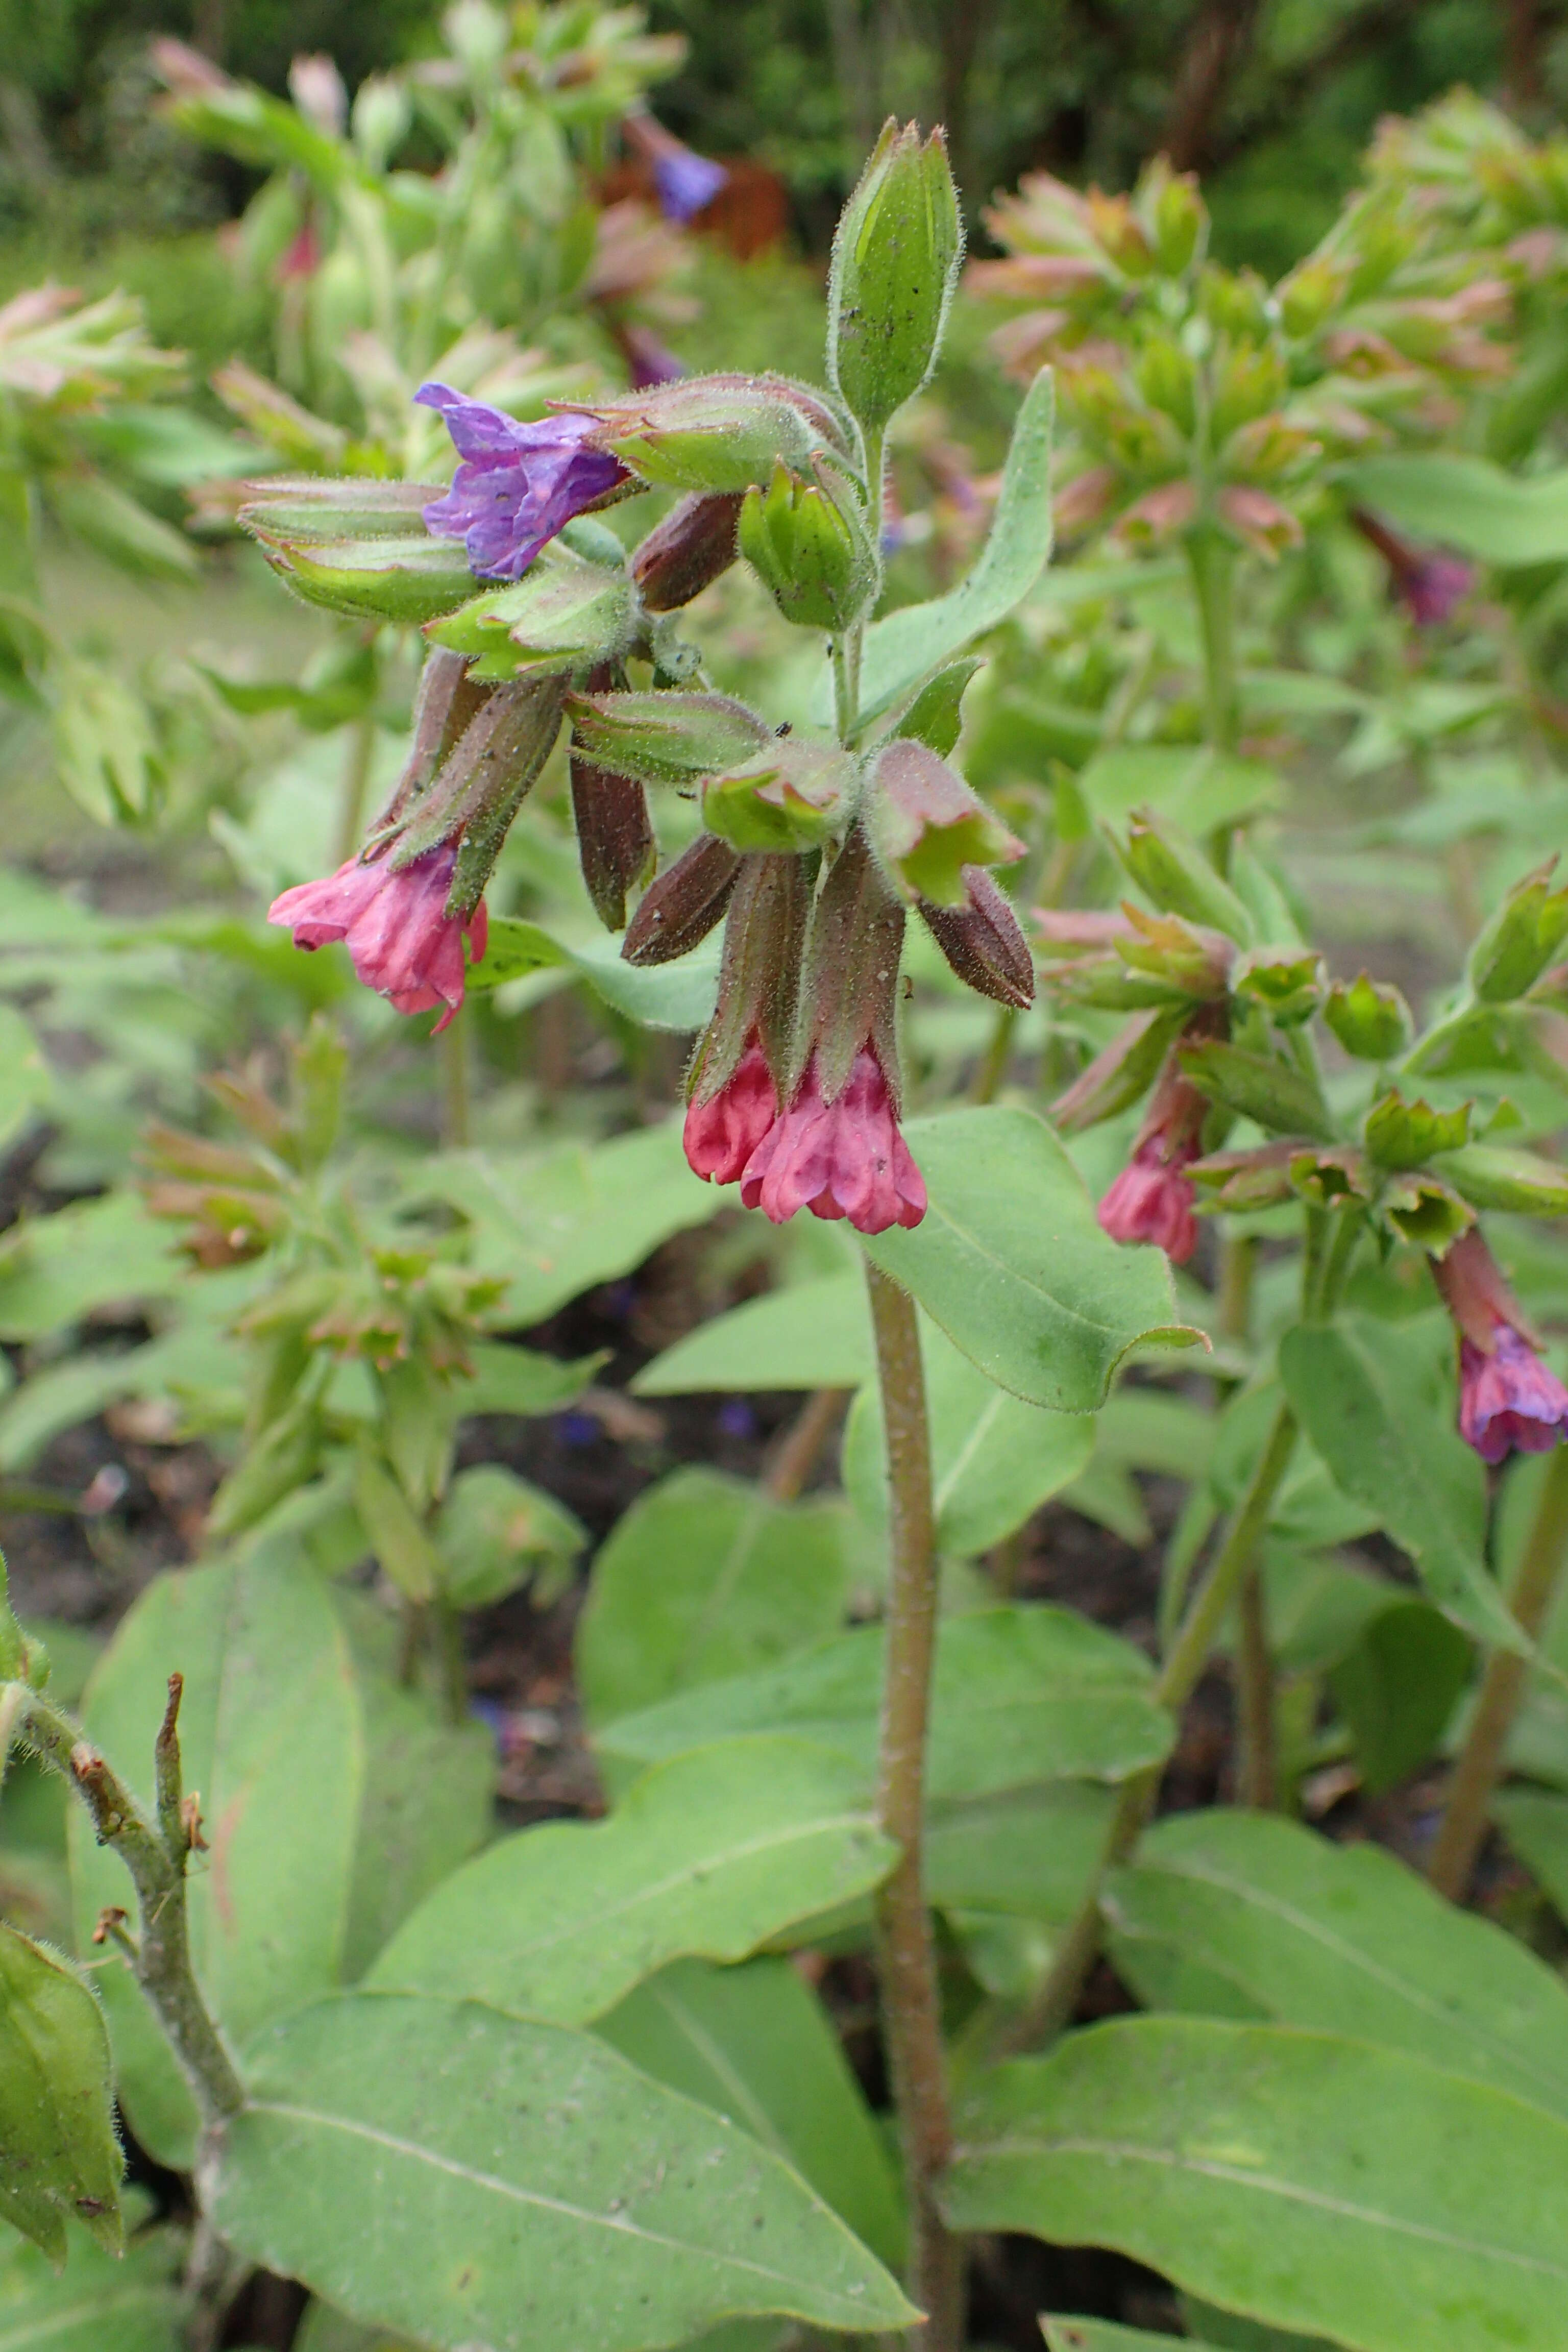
{"left": 240, "top": 477, "right": 476, "bottom": 625}
{"left": 565, "top": 688, "right": 772, "bottom": 786}
{"left": 1133, "top": 335, "right": 1197, "bottom": 431}
{"left": 1118, "top": 808, "right": 1253, "bottom": 944}
{"left": 1210, "top": 342, "right": 1287, "bottom": 443}
{"left": 571, "top": 753, "right": 655, "bottom": 931}
{"left": 868, "top": 737, "right": 1024, "bottom": 906}
{"left": 568, "top": 374, "right": 851, "bottom": 496}
{"left": 1116, "top": 904, "right": 1235, "bottom": 998}
{"left": 1277, "top": 254, "right": 1351, "bottom": 338}
{"left": 377, "top": 675, "right": 569, "bottom": 896}
{"left": 1230, "top": 946, "right": 1324, "bottom": 1027}
{"left": 1363, "top": 1088, "right": 1471, "bottom": 1170}
{"left": 1324, "top": 971, "right": 1412, "bottom": 1061}
{"left": 827, "top": 118, "right": 964, "bottom": 433}
{"left": 1145, "top": 160, "right": 1205, "bottom": 276}
{"left": 623, "top": 834, "right": 742, "bottom": 966}
{"left": 917, "top": 866, "right": 1034, "bottom": 1009}
{"left": 738, "top": 459, "right": 879, "bottom": 632}
{"left": 630, "top": 492, "right": 744, "bottom": 610}
{"left": 1467, "top": 859, "right": 1568, "bottom": 1003}
{"left": 702, "top": 739, "right": 851, "bottom": 854}
{"left": 1187, "top": 1139, "right": 1300, "bottom": 1211}
{"left": 1216, "top": 485, "right": 1302, "bottom": 562}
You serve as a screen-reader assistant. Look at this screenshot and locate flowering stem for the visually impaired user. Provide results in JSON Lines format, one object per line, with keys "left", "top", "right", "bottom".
{"left": 970, "top": 1006, "right": 1018, "bottom": 1104}
{"left": 1187, "top": 524, "right": 1240, "bottom": 760}
{"left": 334, "top": 704, "right": 379, "bottom": 867}
{"left": 1429, "top": 1444, "right": 1568, "bottom": 1900}
{"left": 863, "top": 1260, "right": 963, "bottom": 2349}
{"left": 11, "top": 1680, "right": 244, "bottom": 2129}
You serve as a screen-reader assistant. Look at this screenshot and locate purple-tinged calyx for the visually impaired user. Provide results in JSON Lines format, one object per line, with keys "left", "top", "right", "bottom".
{"left": 416, "top": 382, "right": 629, "bottom": 580}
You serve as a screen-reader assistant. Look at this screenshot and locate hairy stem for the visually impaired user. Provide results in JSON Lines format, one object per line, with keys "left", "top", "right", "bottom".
{"left": 1430, "top": 1445, "right": 1568, "bottom": 1899}
{"left": 15, "top": 1681, "right": 243, "bottom": 2128}
{"left": 864, "top": 1261, "right": 963, "bottom": 2349}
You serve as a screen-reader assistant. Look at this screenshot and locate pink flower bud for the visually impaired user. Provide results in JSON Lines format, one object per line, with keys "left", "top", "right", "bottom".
{"left": 1434, "top": 1227, "right": 1568, "bottom": 1462}
{"left": 268, "top": 844, "right": 485, "bottom": 1032}
{"left": 683, "top": 1039, "right": 778, "bottom": 1185}
{"left": 740, "top": 1048, "right": 926, "bottom": 1236}
{"left": 1097, "top": 1136, "right": 1200, "bottom": 1263}
{"left": 1351, "top": 507, "right": 1473, "bottom": 628}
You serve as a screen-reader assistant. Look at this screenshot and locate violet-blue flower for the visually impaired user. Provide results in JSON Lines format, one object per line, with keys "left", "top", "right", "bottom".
{"left": 415, "top": 382, "right": 628, "bottom": 580}
{"left": 622, "top": 112, "right": 728, "bottom": 225}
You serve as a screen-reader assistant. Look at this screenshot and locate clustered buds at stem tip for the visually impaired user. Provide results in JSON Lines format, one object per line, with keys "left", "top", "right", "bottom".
{"left": 268, "top": 845, "right": 486, "bottom": 1031}
{"left": 1433, "top": 1226, "right": 1568, "bottom": 1462}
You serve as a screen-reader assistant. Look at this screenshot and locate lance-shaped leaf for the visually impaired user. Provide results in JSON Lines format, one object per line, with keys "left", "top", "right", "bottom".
{"left": 426, "top": 546, "right": 637, "bottom": 682}
{"left": 1118, "top": 809, "right": 1253, "bottom": 944}
{"left": 596, "top": 1607, "right": 1172, "bottom": 1802}
{"left": 1104, "top": 1810, "right": 1568, "bottom": 2122}
{"left": 944, "top": 2016, "right": 1568, "bottom": 2352}
{"left": 366, "top": 1739, "right": 897, "bottom": 2023}
{"left": 213, "top": 1992, "right": 915, "bottom": 2350}
{"left": 845, "top": 368, "right": 1055, "bottom": 729}
{"left": 1430, "top": 1141, "right": 1568, "bottom": 1214}
{"left": 1051, "top": 1007, "right": 1189, "bottom": 1129}
{"left": 1278, "top": 1314, "right": 1526, "bottom": 1654}
{"left": 69, "top": 1536, "right": 365, "bottom": 2169}
{"left": 702, "top": 740, "right": 851, "bottom": 853}
{"left": 0, "top": 1924, "right": 122, "bottom": 2264}
{"left": 1178, "top": 1040, "right": 1334, "bottom": 1141}
{"left": 1043, "top": 2326, "right": 1228, "bottom": 2352}
{"left": 632, "top": 1271, "right": 874, "bottom": 1396}
{"left": 867, "top": 737, "right": 1023, "bottom": 904}
{"left": 1468, "top": 857, "right": 1568, "bottom": 1003}
{"left": 861, "top": 1106, "right": 1202, "bottom": 1409}
{"left": 1363, "top": 1088, "right": 1471, "bottom": 1170}
{"left": 566, "top": 689, "right": 772, "bottom": 787}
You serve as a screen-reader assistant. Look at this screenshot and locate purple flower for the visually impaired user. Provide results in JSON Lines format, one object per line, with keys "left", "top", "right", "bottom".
{"left": 1459, "top": 1328, "right": 1568, "bottom": 1463}
{"left": 415, "top": 382, "right": 628, "bottom": 580}
{"left": 268, "top": 843, "right": 486, "bottom": 1032}
{"left": 622, "top": 112, "right": 728, "bottom": 225}
{"left": 1399, "top": 551, "right": 1475, "bottom": 629}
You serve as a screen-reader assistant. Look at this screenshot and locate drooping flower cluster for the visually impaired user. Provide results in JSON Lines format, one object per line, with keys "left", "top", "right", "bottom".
{"left": 1433, "top": 1227, "right": 1568, "bottom": 1463}
{"left": 269, "top": 843, "right": 486, "bottom": 1032}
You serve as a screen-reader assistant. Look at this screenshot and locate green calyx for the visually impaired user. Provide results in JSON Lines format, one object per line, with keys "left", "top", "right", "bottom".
{"left": 739, "top": 460, "right": 879, "bottom": 632}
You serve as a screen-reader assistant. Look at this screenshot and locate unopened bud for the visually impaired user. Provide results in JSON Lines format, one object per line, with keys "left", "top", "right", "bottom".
{"left": 1187, "top": 1140, "right": 1300, "bottom": 1211}
{"left": 631, "top": 492, "right": 744, "bottom": 610}
{"left": 1052, "top": 1006, "right": 1186, "bottom": 1134}
{"left": 739, "top": 459, "right": 878, "bottom": 632}
{"left": 827, "top": 118, "right": 964, "bottom": 433}
{"left": 566, "top": 687, "right": 772, "bottom": 787}
{"left": 702, "top": 740, "right": 850, "bottom": 854}
{"left": 1134, "top": 335, "right": 1196, "bottom": 431}
{"left": 623, "top": 834, "right": 742, "bottom": 966}
{"left": 1363, "top": 1089, "right": 1471, "bottom": 1171}
{"left": 570, "top": 755, "right": 655, "bottom": 932}
{"left": 869, "top": 737, "right": 1023, "bottom": 906}
{"left": 917, "top": 867, "right": 1034, "bottom": 1009}
{"left": 1324, "top": 970, "right": 1412, "bottom": 1061}
{"left": 571, "top": 373, "right": 850, "bottom": 496}
{"left": 1119, "top": 808, "right": 1253, "bottom": 944}
{"left": 1231, "top": 946, "right": 1324, "bottom": 1026}
{"left": 1468, "top": 859, "right": 1568, "bottom": 1003}
{"left": 428, "top": 544, "right": 636, "bottom": 680}
{"left": 1145, "top": 160, "right": 1205, "bottom": 275}
{"left": 1211, "top": 342, "right": 1287, "bottom": 442}
{"left": 1116, "top": 905, "right": 1234, "bottom": 998}
{"left": 1278, "top": 254, "right": 1351, "bottom": 338}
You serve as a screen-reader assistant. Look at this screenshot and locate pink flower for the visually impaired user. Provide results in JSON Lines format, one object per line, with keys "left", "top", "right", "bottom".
{"left": 1097, "top": 1136, "right": 1200, "bottom": 1263}
{"left": 740, "top": 1050, "right": 926, "bottom": 1236}
{"left": 268, "top": 844, "right": 486, "bottom": 1032}
{"left": 1459, "top": 1327, "right": 1568, "bottom": 1464}
{"left": 683, "top": 1040, "right": 777, "bottom": 1185}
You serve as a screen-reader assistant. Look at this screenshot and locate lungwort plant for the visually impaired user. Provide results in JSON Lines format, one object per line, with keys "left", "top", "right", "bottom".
{"left": 10, "top": 103, "right": 1568, "bottom": 2352}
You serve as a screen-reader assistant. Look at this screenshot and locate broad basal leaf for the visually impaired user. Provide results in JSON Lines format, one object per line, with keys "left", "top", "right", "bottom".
{"left": 946, "top": 2016, "right": 1568, "bottom": 2352}
{"left": 0, "top": 2217, "right": 182, "bottom": 2350}
{"left": 367, "top": 1738, "right": 896, "bottom": 2023}
{"left": 633, "top": 1275, "right": 873, "bottom": 1396}
{"left": 863, "top": 1108, "right": 1200, "bottom": 1411}
{"left": 69, "top": 1534, "right": 364, "bottom": 2169}
{"left": 214, "top": 1991, "right": 915, "bottom": 2351}
{"left": 577, "top": 1469, "right": 852, "bottom": 1727}
{"left": 596, "top": 1957, "right": 905, "bottom": 2272}
{"left": 1105, "top": 1810, "right": 1568, "bottom": 2123}
{"left": 597, "top": 1607, "right": 1171, "bottom": 1802}
{"left": 0, "top": 1925, "right": 121, "bottom": 2264}
{"left": 0, "top": 1195, "right": 181, "bottom": 1344}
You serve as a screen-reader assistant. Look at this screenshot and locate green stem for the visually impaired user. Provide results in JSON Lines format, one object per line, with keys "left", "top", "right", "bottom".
{"left": 864, "top": 1261, "right": 964, "bottom": 2350}
{"left": 334, "top": 705, "right": 379, "bottom": 868}
{"left": 440, "top": 1005, "right": 471, "bottom": 1148}
{"left": 1429, "top": 1446, "right": 1568, "bottom": 1900}
{"left": 1186, "top": 525, "right": 1240, "bottom": 758}
{"left": 13, "top": 1683, "right": 243, "bottom": 2128}
{"left": 970, "top": 1006, "right": 1018, "bottom": 1104}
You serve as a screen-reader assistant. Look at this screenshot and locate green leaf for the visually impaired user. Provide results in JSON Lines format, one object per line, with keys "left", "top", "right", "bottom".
{"left": 411, "top": 1121, "right": 721, "bottom": 1327}
{"left": 0, "top": 1926, "right": 121, "bottom": 2264}
{"left": 213, "top": 1991, "right": 915, "bottom": 2348}
{"left": 1343, "top": 453, "right": 1568, "bottom": 567}
{"left": 1104, "top": 1811, "right": 1568, "bottom": 2121}
{"left": 435, "top": 1465, "right": 585, "bottom": 1610}
{"left": 1077, "top": 745, "right": 1283, "bottom": 835}
{"left": 1177, "top": 1042, "right": 1332, "bottom": 1141}
{"left": 842, "top": 1312, "right": 1094, "bottom": 1556}
{"left": 458, "top": 1341, "right": 603, "bottom": 1418}
{"left": 945, "top": 2015, "right": 1568, "bottom": 2352}
{"left": 1494, "top": 1787, "right": 1568, "bottom": 1927}
{"left": 0, "top": 2219, "right": 183, "bottom": 2350}
{"left": 633, "top": 1276, "right": 873, "bottom": 1395}
{"left": 334, "top": 1597, "right": 494, "bottom": 1984}
{"left": 0, "top": 1197, "right": 181, "bottom": 1343}
{"left": 295, "top": 2304, "right": 422, "bottom": 2352}
{"left": 1327, "top": 1601, "right": 1472, "bottom": 1794}
{"left": 69, "top": 1536, "right": 365, "bottom": 2169}
{"left": 368, "top": 1739, "right": 897, "bottom": 2024}
{"left": 596, "top": 1956, "right": 905, "bottom": 2272}
{"left": 1278, "top": 1316, "right": 1523, "bottom": 1653}
{"left": 926, "top": 1782, "right": 1116, "bottom": 1922}
{"left": 1180, "top": 2299, "right": 1337, "bottom": 2352}
{"left": 848, "top": 370, "right": 1055, "bottom": 730}
{"left": 577, "top": 1469, "right": 852, "bottom": 1726}
{"left": 597, "top": 1607, "right": 1171, "bottom": 1803}
{"left": 0, "top": 1009, "right": 50, "bottom": 1155}
{"left": 464, "top": 916, "right": 570, "bottom": 989}
{"left": 862, "top": 1107, "right": 1200, "bottom": 1410}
